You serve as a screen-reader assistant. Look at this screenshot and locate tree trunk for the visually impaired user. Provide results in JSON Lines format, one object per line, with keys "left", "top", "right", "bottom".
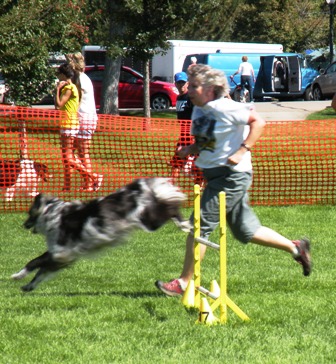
{"left": 100, "top": 56, "right": 121, "bottom": 115}
{"left": 143, "top": 59, "right": 151, "bottom": 118}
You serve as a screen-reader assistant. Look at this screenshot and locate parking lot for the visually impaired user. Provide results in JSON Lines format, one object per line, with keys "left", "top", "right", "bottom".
{"left": 254, "top": 100, "right": 331, "bottom": 121}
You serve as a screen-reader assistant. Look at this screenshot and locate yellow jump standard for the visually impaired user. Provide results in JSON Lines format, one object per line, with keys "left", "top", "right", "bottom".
{"left": 182, "top": 184, "right": 250, "bottom": 325}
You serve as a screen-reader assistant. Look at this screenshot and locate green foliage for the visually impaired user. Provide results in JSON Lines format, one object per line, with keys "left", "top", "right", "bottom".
{"left": 0, "top": 0, "right": 333, "bottom": 108}
{"left": 0, "top": 0, "right": 87, "bottom": 105}
{"left": 230, "top": 0, "right": 329, "bottom": 52}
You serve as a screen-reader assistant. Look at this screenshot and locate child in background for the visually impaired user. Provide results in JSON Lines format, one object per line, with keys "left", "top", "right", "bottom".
{"left": 66, "top": 52, "right": 103, "bottom": 191}
{"left": 55, "top": 63, "right": 99, "bottom": 191}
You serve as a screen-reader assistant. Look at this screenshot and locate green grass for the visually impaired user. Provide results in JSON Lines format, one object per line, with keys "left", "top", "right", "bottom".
{"left": 119, "top": 109, "right": 177, "bottom": 119}
{"left": 305, "top": 105, "right": 336, "bottom": 120}
{"left": 1, "top": 205, "right": 335, "bottom": 363}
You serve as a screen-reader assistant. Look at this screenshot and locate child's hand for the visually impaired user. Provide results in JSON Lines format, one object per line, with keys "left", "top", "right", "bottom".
{"left": 56, "top": 81, "right": 68, "bottom": 90}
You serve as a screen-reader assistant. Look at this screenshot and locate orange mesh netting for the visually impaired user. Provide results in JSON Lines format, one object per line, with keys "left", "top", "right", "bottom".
{"left": 0, "top": 105, "right": 335, "bottom": 212}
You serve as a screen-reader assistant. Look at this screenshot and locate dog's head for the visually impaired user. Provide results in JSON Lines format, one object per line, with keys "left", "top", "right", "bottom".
{"left": 24, "top": 193, "right": 59, "bottom": 232}
{"left": 137, "top": 178, "right": 187, "bottom": 232}
{"left": 33, "top": 162, "right": 52, "bottom": 182}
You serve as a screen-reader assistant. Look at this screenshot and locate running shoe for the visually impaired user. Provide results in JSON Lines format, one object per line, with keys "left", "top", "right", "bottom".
{"left": 155, "top": 279, "right": 184, "bottom": 296}
{"left": 293, "top": 238, "right": 312, "bottom": 276}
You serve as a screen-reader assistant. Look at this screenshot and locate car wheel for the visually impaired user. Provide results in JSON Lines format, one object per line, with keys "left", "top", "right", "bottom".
{"left": 304, "top": 86, "right": 312, "bottom": 101}
{"left": 312, "top": 85, "right": 323, "bottom": 101}
{"left": 151, "top": 94, "right": 171, "bottom": 110}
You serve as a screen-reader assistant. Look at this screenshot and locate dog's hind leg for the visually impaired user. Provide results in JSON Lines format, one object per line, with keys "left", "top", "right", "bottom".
{"left": 11, "top": 251, "right": 51, "bottom": 280}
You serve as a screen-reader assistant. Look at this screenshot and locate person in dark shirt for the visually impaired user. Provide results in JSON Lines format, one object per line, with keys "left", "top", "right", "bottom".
{"left": 170, "top": 72, "right": 203, "bottom": 186}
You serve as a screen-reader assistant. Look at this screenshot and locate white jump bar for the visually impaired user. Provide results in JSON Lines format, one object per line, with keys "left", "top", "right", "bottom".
{"left": 195, "top": 237, "right": 220, "bottom": 250}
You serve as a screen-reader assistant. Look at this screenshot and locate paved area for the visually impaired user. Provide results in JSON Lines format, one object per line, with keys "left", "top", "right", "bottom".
{"left": 254, "top": 100, "right": 332, "bottom": 121}
{"left": 32, "top": 100, "right": 332, "bottom": 121}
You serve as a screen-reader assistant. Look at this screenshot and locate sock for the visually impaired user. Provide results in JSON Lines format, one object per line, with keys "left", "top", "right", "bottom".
{"left": 292, "top": 246, "right": 300, "bottom": 257}
{"left": 178, "top": 278, "right": 187, "bottom": 290}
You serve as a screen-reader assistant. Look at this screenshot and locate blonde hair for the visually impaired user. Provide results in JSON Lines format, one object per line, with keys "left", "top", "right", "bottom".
{"left": 66, "top": 52, "right": 85, "bottom": 72}
{"left": 187, "top": 64, "right": 230, "bottom": 99}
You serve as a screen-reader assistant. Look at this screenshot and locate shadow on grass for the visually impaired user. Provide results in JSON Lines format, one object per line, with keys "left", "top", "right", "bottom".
{"left": 17, "top": 290, "right": 165, "bottom": 298}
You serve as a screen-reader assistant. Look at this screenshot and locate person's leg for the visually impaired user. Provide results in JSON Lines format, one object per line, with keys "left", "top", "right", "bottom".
{"left": 61, "top": 134, "right": 97, "bottom": 190}
{"left": 156, "top": 171, "right": 222, "bottom": 296}
{"left": 247, "top": 76, "right": 253, "bottom": 101}
{"left": 77, "top": 137, "right": 92, "bottom": 189}
{"left": 240, "top": 76, "right": 245, "bottom": 99}
{"left": 251, "top": 227, "right": 294, "bottom": 252}
{"left": 60, "top": 134, "right": 75, "bottom": 191}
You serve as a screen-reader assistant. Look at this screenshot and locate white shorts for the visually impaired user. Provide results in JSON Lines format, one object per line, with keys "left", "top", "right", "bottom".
{"left": 77, "top": 112, "right": 98, "bottom": 140}
{"left": 60, "top": 128, "right": 79, "bottom": 137}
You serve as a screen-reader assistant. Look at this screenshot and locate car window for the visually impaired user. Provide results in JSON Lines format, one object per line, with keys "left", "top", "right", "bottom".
{"left": 86, "top": 70, "right": 103, "bottom": 82}
{"left": 326, "top": 63, "right": 336, "bottom": 74}
{"left": 120, "top": 70, "right": 138, "bottom": 84}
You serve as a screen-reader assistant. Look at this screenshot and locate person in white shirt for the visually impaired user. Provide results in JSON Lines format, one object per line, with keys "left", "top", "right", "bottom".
{"left": 155, "top": 64, "right": 312, "bottom": 297}
{"left": 66, "top": 52, "right": 103, "bottom": 192}
{"left": 230, "top": 55, "right": 255, "bottom": 102}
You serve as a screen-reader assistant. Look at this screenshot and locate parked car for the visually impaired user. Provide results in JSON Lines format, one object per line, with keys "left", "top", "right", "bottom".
{"left": 85, "top": 65, "right": 178, "bottom": 110}
{"left": 311, "top": 61, "right": 336, "bottom": 100}
{"left": 253, "top": 54, "right": 319, "bottom": 101}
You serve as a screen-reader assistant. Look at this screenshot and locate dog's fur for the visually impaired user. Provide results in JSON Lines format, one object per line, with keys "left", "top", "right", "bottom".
{"left": 0, "top": 159, "right": 51, "bottom": 202}
{"left": 12, "top": 178, "right": 191, "bottom": 291}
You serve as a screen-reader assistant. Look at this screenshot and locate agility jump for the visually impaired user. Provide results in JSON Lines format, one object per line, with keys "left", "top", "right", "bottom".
{"left": 182, "top": 184, "right": 250, "bottom": 325}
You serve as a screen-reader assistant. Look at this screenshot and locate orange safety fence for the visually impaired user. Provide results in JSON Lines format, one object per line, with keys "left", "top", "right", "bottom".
{"left": 0, "top": 105, "right": 335, "bottom": 212}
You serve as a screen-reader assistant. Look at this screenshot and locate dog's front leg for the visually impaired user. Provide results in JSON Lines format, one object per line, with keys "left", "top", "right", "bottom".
{"left": 11, "top": 251, "right": 51, "bottom": 280}
{"left": 172, "top": 212, "right": 192, "bottom": 233}
{"left": 21, "top": 268, "right": 57, "bottom": 292}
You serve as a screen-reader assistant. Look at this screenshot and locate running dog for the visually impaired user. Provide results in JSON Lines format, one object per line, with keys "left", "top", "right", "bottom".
{"left": 0, "top": 159, "right": 51, "bottom": 202}
{"left": 12, "top": 178, "right": 191, "bottom": 291}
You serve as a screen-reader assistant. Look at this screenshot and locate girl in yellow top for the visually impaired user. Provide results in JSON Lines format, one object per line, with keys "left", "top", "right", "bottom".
{"left": 55, "top": 63, "right": 99, "bottom": 191}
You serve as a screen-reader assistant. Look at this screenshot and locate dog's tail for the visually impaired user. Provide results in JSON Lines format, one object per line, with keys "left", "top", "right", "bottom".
{"left": 146, "top": 178, "right": 186, "bottom": 204}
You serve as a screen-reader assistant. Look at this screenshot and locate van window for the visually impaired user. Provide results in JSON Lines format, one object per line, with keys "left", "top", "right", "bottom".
{"left": 182, "top": 54, "right": 208, "bottom": 72}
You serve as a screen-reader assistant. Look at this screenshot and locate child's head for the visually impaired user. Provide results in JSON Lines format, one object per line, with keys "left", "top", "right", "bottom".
{"left": 57, "top": 63, "right": 76, "bottom": 81}
{"left": 66, "top": 52, "right": 85, "bottom": 73}
{"left": 57, "top": 63, "right": 82, "bottom": 100}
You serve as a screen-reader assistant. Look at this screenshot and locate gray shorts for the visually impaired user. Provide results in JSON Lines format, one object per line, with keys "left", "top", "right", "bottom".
{"left": 190, "top": 166, "right": 261, "bottom": 243}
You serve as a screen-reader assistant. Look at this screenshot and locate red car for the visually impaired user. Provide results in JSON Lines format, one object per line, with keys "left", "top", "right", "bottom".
{"left": 85, "top": 65, "right": 178, "bottom": 110}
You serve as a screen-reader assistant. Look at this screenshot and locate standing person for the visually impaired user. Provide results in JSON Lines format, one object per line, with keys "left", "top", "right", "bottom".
{"left": 66, "top": 52, "right": 103, "bottom": 192}
{"left": 274, "top": 57, "right": 286, "bottom": 90}
{"left": 230, "top": 56, "right": 255, "bottom": 102}
{"left": 55, "top": 63, "right": 98, "bottom": 191}
{"left": 170, "top": 72, "right": 203, "bottom": 186}
{"left": 155, "top": 64, "right": 311, "bottom": 296}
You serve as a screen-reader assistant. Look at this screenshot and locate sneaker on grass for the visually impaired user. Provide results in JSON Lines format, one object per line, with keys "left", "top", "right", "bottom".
{"left": 293, "top": 238, "right": 312, "bottom": 276}
{"left": 155, "top": 279, "right": 185, "bottom": 297}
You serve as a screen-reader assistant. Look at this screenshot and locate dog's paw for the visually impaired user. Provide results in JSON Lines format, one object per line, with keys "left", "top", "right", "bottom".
{"left": 173, "top": 218, "right": 192, "bottom": 233}
{"left": 21, "top": 283, "right": 35, "bottom": 292}
{"left": 11, "top": 268, "right": 28, "bottom": 280}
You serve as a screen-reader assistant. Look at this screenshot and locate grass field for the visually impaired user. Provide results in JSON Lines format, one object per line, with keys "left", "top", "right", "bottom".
{"left": 0, "top": 104, "right": 335, "bottom": 362}
{"left": 1, "top": 204, "right": 335, "bottom": 363}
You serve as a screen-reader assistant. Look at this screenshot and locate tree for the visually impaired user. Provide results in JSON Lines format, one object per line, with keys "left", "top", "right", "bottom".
{"left": 215, "top": 1, "right": 327, "bottom": 53}
{"left": 0, "top": 0, "right": 331, "bottom": 109}
{"left": 0, "top": 0, "right": 87, "bottom": 106}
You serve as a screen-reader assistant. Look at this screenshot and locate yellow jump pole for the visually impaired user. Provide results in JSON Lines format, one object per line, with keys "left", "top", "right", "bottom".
{"left": 219, "top": 191, "right": 228, "bottom": 323}
{"left": 194, "top": 184, "right": 201, "bottom": 309}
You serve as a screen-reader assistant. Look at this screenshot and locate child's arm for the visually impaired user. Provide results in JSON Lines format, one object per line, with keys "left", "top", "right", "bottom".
{"left": 55, "top": 82, "right": 71, "bottom": 109}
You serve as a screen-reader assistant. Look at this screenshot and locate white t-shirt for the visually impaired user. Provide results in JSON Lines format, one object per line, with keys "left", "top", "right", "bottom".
{"left": 191, "top": 98, "right": 252, "bottom": 172}
{"left": 79, "top": 73, "right": 98, "bottom": 127}
{"left": 238, "top": 62, "right": 254, "bottom": 77}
